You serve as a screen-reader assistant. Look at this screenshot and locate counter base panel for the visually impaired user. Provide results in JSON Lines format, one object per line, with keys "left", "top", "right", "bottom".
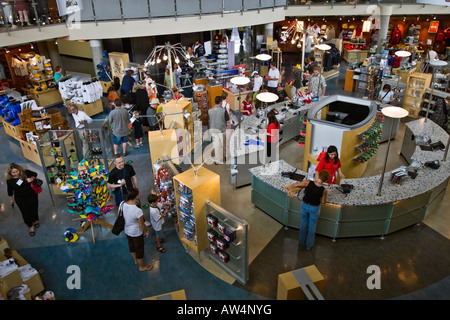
{"left": 251, "top": 175, "right": 449, "bottom": 239}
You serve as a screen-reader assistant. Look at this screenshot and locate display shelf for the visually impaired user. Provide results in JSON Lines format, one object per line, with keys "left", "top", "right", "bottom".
{"left": 205, "top": 200, "right": 248, "bottom": 285}
{"left": 39, "top": 130, "right": 79, "bottom": 195}
{"left": 80, "top": 119, "right": 115, "bottom": 171}
{"left": 162, "top": 99, "right": 194, "bottom": 152}
{"left": 108, "top": 52, "right": 130, "bottom": 82}
{"left": 22, "top": 87, "right": 62, "bottom": 108}
{"left": 173, "top": 167, "right": 221, "bottom": 253}
{"left": 403, "top": 72, "right": 432, "bottom": 118}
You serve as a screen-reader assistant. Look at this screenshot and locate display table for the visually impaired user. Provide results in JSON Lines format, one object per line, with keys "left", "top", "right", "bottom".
{"left": 22, "top": 87, "right": 62, "bottom": 108}
{"left": 342, "top": 49, "right": 368, "bottom": 64}
{"left": 223, "top": 88, "right": 253, "bottom": 111}
{"left": 250, "top": 118, "right": 449, "bottom": 238}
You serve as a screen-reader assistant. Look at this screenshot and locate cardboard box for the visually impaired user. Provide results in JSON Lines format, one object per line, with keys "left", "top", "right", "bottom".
{"left": 0, "top": 250, "right": 45, "bottom": 299}
{"left": 277, "top": 265, "right": 324, "bottom": 300}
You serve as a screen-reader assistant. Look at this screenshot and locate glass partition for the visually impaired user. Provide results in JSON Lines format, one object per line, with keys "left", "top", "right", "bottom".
{"left": 39, "top": 129, "right": 79, "bottom": 196}
{"left": 77, "top": 119, "right": 115, "bottom": 171}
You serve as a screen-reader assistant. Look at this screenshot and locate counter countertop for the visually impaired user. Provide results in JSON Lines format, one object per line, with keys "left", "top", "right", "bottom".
{"left": 230, "top": 101, "right": 316, "bottom": 158}
{"left": 250, "top": 118, "right": 450, "bottom": 206}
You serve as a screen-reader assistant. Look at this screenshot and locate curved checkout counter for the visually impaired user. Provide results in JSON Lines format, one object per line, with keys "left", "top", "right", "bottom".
{"left": 229, "top": 101, "right": 311, "bottom": 188}
{"left": 249, "top": 101, "right": 450, "bottom": 239}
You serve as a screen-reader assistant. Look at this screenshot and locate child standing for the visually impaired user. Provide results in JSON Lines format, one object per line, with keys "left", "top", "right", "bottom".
{"left": 131, "top": 110, "right": 144, "bottom": 148}
{"left": 148, "top": 193, "right": 168, "bottom": 253}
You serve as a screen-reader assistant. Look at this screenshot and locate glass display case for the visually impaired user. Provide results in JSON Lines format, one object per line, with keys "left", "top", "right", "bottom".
{"left": 205, "top": 200, "right": 249, "bottom": 285}
{"left": 76, "top": 119, "right": 115, "bottom": 171}
{"left": 39, "top": 130, "right": 80, "bottom": 196}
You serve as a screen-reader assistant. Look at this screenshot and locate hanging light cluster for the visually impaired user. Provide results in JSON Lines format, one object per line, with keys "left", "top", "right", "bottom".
{"left": 144, "top": 42, "right": 189, "bottom": 68}
{"left": 280, "top": 20, "right": 304, "bottom": 48}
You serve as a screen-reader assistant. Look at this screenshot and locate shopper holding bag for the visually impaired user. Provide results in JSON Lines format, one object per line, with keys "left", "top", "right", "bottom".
{"left": 5, "top": 163, "right": 40, "bottom": 236}
{"left": 122, "top": 187, "right": 153, "bottom": 272}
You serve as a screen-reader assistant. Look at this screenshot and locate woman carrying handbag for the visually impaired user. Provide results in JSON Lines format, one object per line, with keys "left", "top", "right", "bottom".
{"left": 122, "top": 188, "right": 153, "bottom": 271}
{"left": 5, "top": 163, "right": 40, "bottom": 236}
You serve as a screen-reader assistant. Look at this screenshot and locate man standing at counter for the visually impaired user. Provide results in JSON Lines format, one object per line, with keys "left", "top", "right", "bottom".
{"left": 266, "top": 62, "right": 280, "bottom": 94}
{"left": 308, "top": 66, "right": 327, "bottom": 98}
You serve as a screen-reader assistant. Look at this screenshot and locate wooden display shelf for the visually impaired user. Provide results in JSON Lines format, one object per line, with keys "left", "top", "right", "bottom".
{"left": 22, "top": 87, "right": 63, "bottom": 108}
{"left": 162, "top": 99, "right": 194, "bottom": 152}
{"left": 173, "top": 166, "right": 221, "bottom": 253}
{"left": 207, "top": 84, "right": 223, "bottom": 109}
{"left": 403, "top": 72, "right": 432, "bottom": 118}
{"left": 223, "top": 88, "right": 253, "bottom": 111}
{"left": 148, "top": 129, "right": 180, "bottom": 172}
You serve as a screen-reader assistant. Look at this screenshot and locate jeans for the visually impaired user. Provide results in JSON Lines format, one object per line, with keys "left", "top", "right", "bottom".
{"left": 299, "top": 202, "right": 321, "bottom": 250}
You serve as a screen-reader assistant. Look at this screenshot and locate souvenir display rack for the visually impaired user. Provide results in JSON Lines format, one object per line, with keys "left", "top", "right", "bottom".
{"left": 205, "top": 201, "right": 249, "bottom": 285}
{"left": 403, "top": 72, "right": 432, "bottom": 118}
{"left": 173, "top": 166, "right": 221, "bottom": 253}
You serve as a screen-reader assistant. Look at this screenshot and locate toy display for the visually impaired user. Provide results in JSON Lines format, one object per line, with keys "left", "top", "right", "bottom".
{"left": 154, "top": 165, "right": 176, "bottom": 219}
{"left": 60, "top": 159, "right": 114, "bottom": 243}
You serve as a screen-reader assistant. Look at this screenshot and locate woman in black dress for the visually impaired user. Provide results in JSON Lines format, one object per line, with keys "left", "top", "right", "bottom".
{"left": 6, "top": 163, "right": 40, "bottom": 236}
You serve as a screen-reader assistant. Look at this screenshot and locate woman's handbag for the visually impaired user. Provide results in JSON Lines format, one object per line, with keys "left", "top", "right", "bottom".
{"left": 26, "top": 174, "right": 43, "bottom": 194}
{"left": 111, "top": 202, "right": 125, "bottom": 235}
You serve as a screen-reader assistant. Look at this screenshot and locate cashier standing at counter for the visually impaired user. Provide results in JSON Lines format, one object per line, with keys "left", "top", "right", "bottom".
{"left": 315, "top": 145, "right": 345, "bottom": 184}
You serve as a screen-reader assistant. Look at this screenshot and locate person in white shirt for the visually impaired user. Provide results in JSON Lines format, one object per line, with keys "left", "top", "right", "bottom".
{"left": 122, "top": 187, "right": 153, "bottom": 271}
{"left": 266, "top": 62, "right": 280, "bottom": 93}
{"left": 252, "top": 71, "right": 263, "bottom": 93}
{"left": 70, "top": 104, "right": 93, "bottom": 157}
{"left": 377, "top": 84, "right": 395, "bottom": 104}
{"left": 148, "top": 193, "right": 170, "bottom": 253}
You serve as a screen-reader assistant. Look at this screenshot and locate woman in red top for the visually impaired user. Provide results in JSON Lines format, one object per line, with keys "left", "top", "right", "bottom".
{"left": 315, "top": 145, "right": 345, "bottom": 184}
{"left": 241, "top": 92, "right": 254, "bottom": 118}
{"left": 266, "top": 110, "right": 280, "bottom": 160}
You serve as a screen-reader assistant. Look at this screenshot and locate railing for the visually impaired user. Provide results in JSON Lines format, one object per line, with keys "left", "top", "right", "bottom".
{"left": 287, "top": 0, "right": 425, "bottom": 5}
{"left": 80, "top": 0, "right": 287, "bottom": 23}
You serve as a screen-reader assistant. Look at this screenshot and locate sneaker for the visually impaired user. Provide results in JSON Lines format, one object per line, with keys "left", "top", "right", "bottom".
{"left": 139, "top": 142, "right": 144, "bottom": 147}
{"left": 134, "top": 145, "right": 140, "bottom": 149}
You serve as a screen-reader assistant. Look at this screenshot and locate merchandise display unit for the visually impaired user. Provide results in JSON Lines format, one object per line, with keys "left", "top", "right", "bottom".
{"left": 403, "top": 72, "right": 432, "bottom": 118}
{"left": 205, "top": 200, "right": 249, "bottom": 285}
{"left": 162, "top": 99, "right": 194, "bottom": 152}
{"left": 108, "top": 52, "right": 130, "bottom": 82}
{"left": 173, "top": 166, "right": 221, "bottom": 254}
{"left": 80, "top": 119, "right": 115, "bottom": 171}
{"left": 65, "top": 99, "right": 103, "bottom": 117}
{"left": 38, "top": 130, "right": 79, "bottom": 196}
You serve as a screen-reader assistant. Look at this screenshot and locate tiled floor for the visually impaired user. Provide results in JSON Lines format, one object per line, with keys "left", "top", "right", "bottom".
{"left": 0, "top": 60, "right": 449, "bottom": 301}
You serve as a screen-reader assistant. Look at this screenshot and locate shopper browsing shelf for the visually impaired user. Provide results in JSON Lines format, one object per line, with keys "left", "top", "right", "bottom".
{"left": 120, "top": 69, "right": 136, "bottom": 96}
{"left": 377, "top": 84, "right": 394, "bottom": 104}
{"left": 240, "top": 92, "right": 255, "bottom": 119}
{"left": 148, "top": 193, "right": 170, "bottom": 253}
{"left": 315, "top": 145, "right": 345, "bottom": 184}
{"left": 122, "top": 187, "right": 153, "bottom": 271}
